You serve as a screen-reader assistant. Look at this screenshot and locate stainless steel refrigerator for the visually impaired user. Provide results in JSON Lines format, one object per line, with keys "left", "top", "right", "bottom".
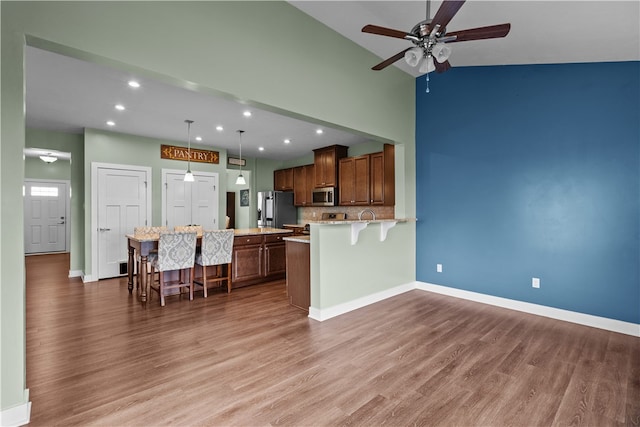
{"left": 257, "top": 191, "right": 296, "bottom": 228}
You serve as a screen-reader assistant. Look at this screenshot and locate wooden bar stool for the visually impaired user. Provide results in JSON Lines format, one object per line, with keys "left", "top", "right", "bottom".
{"left": 194, "top": 229, "right": 234, "bottom": 296}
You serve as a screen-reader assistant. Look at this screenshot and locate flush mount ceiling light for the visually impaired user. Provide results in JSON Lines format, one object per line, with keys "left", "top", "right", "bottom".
{"left": 128, "top": 80, "right": 140, "bottom": 88}
{"left": 316, "top": 129, "right": 323, "bottom": 135}
{"left": 284, "top": 139, "right": 291, "bottom": 144}
{"left": 195, "top": 136, "right": 202, "bottom": 142}
{"left": 243, "top": 111, "right": 252, "bottom": 117}
{"left": 106, "top": 120, "right": 115, "bottom": 126}
{"left": 216, "top": 125, "right": 223, "bottom": 131}
{"left": 184, "top": 119, "right": 195, "bottom": 182}
{"left": 236, "top": 130, "right": 246, "bottom": 185}
{"left": 39, "top": 153, "right": 57, "bottom": 163}
{"left": 115, "top": 104, "right": 125, "bottom": 111}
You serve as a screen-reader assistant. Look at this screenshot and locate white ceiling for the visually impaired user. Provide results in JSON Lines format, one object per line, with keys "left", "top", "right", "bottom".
{"left": 25, "top": 1, "right": 640, "bottom": 161}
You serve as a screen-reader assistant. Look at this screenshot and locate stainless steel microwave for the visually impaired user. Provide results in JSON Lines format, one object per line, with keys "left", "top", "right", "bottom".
{"left": 312, "top": 186, "right": 337, "bottom": 206}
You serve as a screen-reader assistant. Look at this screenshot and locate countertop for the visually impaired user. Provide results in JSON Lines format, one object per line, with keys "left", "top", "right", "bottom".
{"left": 283, "top": 235, "right": 311, "bottom": 244}
{"left": 306, "top": 218, "right": 416, "bottom": 225}
{"left": 282, "top": 223, "right": 307, "bottom": 229}
{"left": 233, "top": 227, "right": 293, "bottom": 236}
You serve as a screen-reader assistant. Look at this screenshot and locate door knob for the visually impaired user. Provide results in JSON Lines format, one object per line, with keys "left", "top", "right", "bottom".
{"left": 99, "top": 228, "right": 111, "bottom": 232}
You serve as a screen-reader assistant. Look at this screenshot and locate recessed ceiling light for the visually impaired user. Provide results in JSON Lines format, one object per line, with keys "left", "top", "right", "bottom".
{"left": 243, "top": 111, "right": 252, "bottom": 117}
{"left": 195, "top": 136, "right": 202, "bottom": 142}
{"left": 216, "top": 125, "right": 223, "bottom": 131}
{"left": 284, "top": 139, "right": 291, "bottom": 144}
{"left": 106, "top": 120, "right": 115, "bottom": 126}
{"left": 316, "top": 129, "right": 324, "bottom": 135}
{"left": 258, "top": 147, "right": 264, "bottom": 151}
{"left": 115, "top": 104, "right": 125, "bottom": 111}
{"left": 128, "top": 80, "right": 140, "bottom": 88}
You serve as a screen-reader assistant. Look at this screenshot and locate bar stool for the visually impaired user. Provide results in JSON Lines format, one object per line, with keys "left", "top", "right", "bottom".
{"left": 149, "top": 231, "right": 197, "bottom": 306}
{"left": 194, "top": 229, "right": 234, "bottom": 296}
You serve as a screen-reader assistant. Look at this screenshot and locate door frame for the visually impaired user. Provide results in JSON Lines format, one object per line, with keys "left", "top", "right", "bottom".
{"left": 23, "top": 178, "right": 71, "bottom": 254}
{"left": 89, "top": 162, "right": 152, "bottom": 283}
{"left": 161, "top": 168, "right": 219, "bottom": 229}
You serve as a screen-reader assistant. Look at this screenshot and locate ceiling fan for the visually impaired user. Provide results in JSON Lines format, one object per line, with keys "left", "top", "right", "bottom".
{"left": 362, "top": 0, "right": 511, "bottom": 74}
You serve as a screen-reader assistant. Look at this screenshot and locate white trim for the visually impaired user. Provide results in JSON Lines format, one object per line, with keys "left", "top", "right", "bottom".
{"left": 308, "top": 280, "right": 640, "bottom": 337}
{"left": 416, "top": 281, "right": 640, "bottom": 337}
{"left": 68, "top": 270, "right": 83, "bottom": 278}
{"left": 308, "top": 282, "right": 415, "bottom": 322}
{"left": 82, "top": 274, "right": 97, "bottom": 283}
{"left": 0, "top": 401, "right": 31, "bottom": 427}
{"left": 91, "top": 162, "right": 152, "bottom": 281}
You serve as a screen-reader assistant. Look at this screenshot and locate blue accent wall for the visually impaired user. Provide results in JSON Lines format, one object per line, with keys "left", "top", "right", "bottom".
{"left": 415, "top": 61, "right": 640, "bottom": 324}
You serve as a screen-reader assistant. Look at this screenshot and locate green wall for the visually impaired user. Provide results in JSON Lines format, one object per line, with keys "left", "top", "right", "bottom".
{"left": 1, "top": 1, "right": 415, "bottom": 415}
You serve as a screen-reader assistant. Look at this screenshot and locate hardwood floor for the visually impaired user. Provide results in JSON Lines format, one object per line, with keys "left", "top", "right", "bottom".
{"left": 26, "top": 253, "right": 639, "bottom": 426}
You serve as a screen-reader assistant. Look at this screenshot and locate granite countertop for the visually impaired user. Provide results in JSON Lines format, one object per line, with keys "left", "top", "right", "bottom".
{"left": 306, "top": 218, "right": 417, "bottom": 225}
{"left": 283, "top": 235, "right": 311, "bottom": 244}
{"left": 233, "top": 227, "right": 293, "bottom": 236}
{"left": 282, "top": 223, "right": 307, "bottom": 228}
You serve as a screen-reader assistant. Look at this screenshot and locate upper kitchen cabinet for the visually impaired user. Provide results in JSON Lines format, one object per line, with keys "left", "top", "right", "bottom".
{"left": 274, "top": 167, "right": 294, "bottom": 191}
{"left": 339, "top": 155, "right": 370, "bottom": 206}
{"left": 293, "top": 164, "right": 315, "bottom": 206}
{"left": 313, "top": 145, "right": 348, "bottom": 188}
{"left": 370, "top": 144, "right": 395, "bottom": 206}
{"left": 338, "top": 144, "right": 395, "bottom": 206}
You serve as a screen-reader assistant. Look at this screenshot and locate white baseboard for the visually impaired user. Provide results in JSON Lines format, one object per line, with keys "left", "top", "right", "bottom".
{"left": 0, "top": 401, "right": 31, "bottom": 427}
{"left": 68, "top": 270, "right": 83, "bottom": 278}
{"left": 416, "top": 281, "right": 640, "bottom": 337}
{"left": 307, "top": 281, "right": 639, "bottom": 337}
{"left": 308, "top": 282, "right": 415, "bottom": 322}
{"left": 82, "top": 274, "right": 97, "bottom": 283}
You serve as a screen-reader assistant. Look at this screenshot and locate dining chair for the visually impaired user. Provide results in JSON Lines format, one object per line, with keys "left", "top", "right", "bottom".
{"left": 149, "top": 231, "right": 197, "bottom": 306}
{"left": 194, "top": 229, "right": 234, "bottom": 297}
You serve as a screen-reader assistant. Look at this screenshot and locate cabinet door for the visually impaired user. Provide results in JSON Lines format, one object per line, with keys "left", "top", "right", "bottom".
{"left": 293, "top": 166, "right": 307, "bottom": 206}
{"left": 305, "top": 164, "right": 315, "bottom": 204}
{"left": 232, "top": 244, "right": 263, "bottom": 282}
{"left": 314, "top": 150, "right": 329, "bottom": 188}
{"left": 274, "top": 168, "right": 293, "bottom": 191}
{"left": 339, "top": 158, "right": 355, "bottom": 205}
{"left": 370, "top": 152, "right": 384, "bottom": 205}
{"left": 264, "top": 242, "right": 286, "bottom": 277}
{"left": 353, "top": 155, "right": 370, "bottom": 205}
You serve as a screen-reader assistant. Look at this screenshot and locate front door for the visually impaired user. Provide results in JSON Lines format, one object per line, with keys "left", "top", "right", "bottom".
{"left": 97, "top": 166, "right": 149, "bottom": 279}
{"left": 24, "top": 180, "right": 68, "bottom": 254}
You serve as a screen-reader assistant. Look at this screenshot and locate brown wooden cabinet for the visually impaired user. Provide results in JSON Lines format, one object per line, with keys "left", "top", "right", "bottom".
{"left": 339, "top": 155, "right": 370, "bottom": 206}
{"left": 274, "top": 168, "right": 294, "bottom": 191}
{"left": 286, "top": 240, "right": 310, "bottom": 312}
{"left": 313, "top": 145, "right": 348, "bottom": 188}
{"left": 338, "top": 144, "right": 395, "bottom": 206}
{"left": 293, "top": 164, "right": 315, "bottom": 206}
{"left": 370, "top": 143, "right": 395, "bottom": 206}
{"left": 232, "top": 232, "right": 289, "bottom": 288}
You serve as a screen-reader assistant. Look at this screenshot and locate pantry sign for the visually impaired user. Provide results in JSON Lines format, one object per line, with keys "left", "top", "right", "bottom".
{"left": 161, "top": 144, "right": 219, "bottom": 164}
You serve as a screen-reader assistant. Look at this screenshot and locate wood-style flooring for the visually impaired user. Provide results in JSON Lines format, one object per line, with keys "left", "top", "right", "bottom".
{"left": 26, "top": 253, "right": 639, "bottom": 426}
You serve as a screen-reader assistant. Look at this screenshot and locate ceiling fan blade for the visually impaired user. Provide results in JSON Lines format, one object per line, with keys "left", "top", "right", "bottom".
{"left": 431, "top": 0, "right": 466, "bottom": 32}
{"left": 446, "top": 23, "right": 511, "bottom": 42}
{"left": 433, "top": 59, "right": 452, "bottom": 73}
{"left": 372, "top": 48, "right": 412, "bottom": 71}
{"left": 362, "top": 24, "right": 411, "bottom": 39}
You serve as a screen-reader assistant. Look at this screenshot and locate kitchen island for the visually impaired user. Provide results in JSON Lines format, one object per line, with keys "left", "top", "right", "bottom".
{"left": 126, "top": 227, "right": 292, "bottom": 303}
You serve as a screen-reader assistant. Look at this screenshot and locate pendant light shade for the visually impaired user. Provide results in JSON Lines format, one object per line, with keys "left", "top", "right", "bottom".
{"left": 184, "top": 119, "right": 194, "bottom": 182}
{"left": 235, "top": 130, "right": 246, "bottom": 185}
{"left": 404, "top": 47, "right": 423, "bottom": 67}
{"left": 419, "top": 55, "right": 436, "bottom": 74}
{"left": 432, "top": 43, "right": 452, "bottom": 63}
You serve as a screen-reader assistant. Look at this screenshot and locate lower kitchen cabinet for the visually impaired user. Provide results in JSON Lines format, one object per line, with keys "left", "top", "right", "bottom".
{"left": 285, "top": 239, "right": 310, "bottom": 312}
{"left": 232, "top": 233, "right": 289, "bottom": 288}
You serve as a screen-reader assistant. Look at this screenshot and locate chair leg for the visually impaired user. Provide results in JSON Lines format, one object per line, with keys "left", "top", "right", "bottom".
{"left": 227, "top": 263, "right": 232, "bottom": 293}
{"left": 159, "top": 271, "right": 166, "bottom": 307}
{"left": 202, "top": 265, "right": 208, "bottom": 298}
{"left": 189, "top": 266, "right": 194, "bottom": 300}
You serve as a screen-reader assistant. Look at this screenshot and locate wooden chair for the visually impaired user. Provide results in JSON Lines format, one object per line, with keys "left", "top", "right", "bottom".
{"left": 194, "top": 229, "right": 234, "bottom": 297}
{"left": 149, "top": 231, "right": 197, "bottom": 306}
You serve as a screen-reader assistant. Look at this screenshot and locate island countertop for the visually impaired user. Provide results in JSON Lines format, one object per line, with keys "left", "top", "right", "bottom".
{"left": 233, "top": 227, "right": 293, "bottom": 236}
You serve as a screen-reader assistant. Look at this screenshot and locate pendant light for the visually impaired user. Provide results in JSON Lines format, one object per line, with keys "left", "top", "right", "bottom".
{"left": 39, "top": 153, "right": 58, "bottom": 163}
{"left": 235, "top": 130, "right": 246, "bottom": 185}
{"left": 184, "top": 119, "right": 194, "bottom": 182}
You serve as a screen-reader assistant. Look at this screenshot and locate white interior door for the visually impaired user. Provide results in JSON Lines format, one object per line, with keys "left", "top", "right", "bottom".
{"left": 163, "top": 170, "right": 218, "bottom": 230}
{"left": 24, "top": 180, "right": 68, "bottom": 254}
{"left": 97, "top": 167, "right": 148, "bottom": 279}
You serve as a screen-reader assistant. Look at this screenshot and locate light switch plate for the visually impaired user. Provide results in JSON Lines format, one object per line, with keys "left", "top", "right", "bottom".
{"left": 436, "top": 264, "right": 443, "bottom": 273}
{"left": 532, "top": 277, "right": 540, "bottom": 288}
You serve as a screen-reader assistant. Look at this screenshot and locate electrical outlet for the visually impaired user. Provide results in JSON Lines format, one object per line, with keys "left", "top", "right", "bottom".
{"left": 436, "top": 264, "right": 443, "bottom": 273}
{"left": 532, "top": 277, "right": 540, "bottom": 288}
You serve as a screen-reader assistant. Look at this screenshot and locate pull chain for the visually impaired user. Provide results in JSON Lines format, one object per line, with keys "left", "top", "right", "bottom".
{"left": 425, "top": 73, "right": 430, "bottom": 93}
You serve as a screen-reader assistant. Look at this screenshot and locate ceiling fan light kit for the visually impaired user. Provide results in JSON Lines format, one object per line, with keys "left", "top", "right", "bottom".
{"left": 362, "top": 0, "right": 511, "bottom": 90}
